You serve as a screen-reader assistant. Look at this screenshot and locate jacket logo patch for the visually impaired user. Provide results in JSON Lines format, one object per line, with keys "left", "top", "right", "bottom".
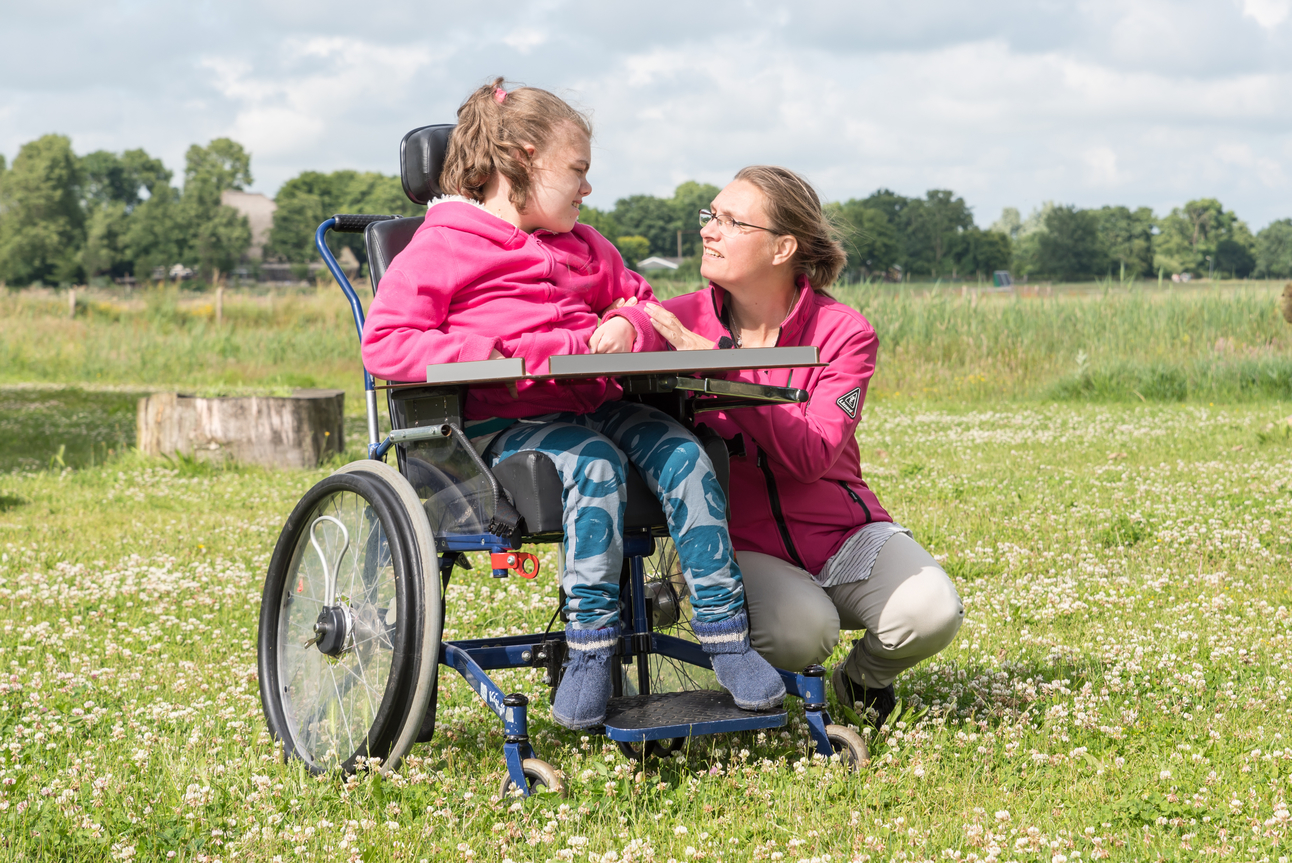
{"left": 836, "top": 387, "right": 860, "bottom": 418}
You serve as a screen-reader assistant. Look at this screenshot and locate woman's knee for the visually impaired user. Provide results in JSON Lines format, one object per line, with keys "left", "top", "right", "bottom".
{"left": 740, "top": 552, "right": 840, "bottom": 669}
{"left": 875, "top": 565, "right": 963, "bottom": 658}
{"left": 753, "top": 615, "right": 837, "bottom": 671}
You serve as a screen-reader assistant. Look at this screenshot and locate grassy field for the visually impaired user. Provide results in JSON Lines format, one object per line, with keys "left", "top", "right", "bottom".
{"left": 1, "top": 283, "right": 1291, "bottom": 861}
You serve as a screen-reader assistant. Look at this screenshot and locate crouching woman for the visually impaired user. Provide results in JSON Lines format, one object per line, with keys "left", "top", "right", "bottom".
{"left": 643, "top": 166, "right": 964, "bottom": 727}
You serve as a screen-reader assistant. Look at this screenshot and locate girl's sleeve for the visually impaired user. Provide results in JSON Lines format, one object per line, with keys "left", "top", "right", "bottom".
{"left": 582, "top": 227, "right": 668, "bottom": 353}
{"left": 731, "top": 321, "right": 876, "bottom": 483}
{"left": 360, "top": 235, "right": 500, "bottom": 382}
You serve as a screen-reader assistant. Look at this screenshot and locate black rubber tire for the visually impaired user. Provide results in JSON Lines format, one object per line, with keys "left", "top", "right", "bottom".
{"left": 258, "top": 471, "right": 424, "bottom": 774}
{"left": 499, "top": 758, "right": 566, "bottom": 798}
{"left": 615, "top": 737, "right": 684, "bottom": 761}
{"left": 824, "top": 724, "right": 870, "bottom": 771}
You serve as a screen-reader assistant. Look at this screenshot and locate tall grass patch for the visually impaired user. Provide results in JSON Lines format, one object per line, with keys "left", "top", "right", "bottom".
{"left": 3, "top": 281, "right": 1290, "bottom": 403}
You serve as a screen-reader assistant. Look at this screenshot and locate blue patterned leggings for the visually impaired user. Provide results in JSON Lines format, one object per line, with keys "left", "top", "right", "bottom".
{"left": 486, "top": 401, "right": 745, "bottom": 630}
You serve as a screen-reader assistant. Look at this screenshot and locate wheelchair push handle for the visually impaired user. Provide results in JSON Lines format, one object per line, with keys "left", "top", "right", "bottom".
{"left": 332, "top": 213, "right": 399, "bottom": 234}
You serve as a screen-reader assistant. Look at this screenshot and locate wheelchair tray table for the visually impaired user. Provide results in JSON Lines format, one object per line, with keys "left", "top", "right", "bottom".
{"left": 391, "top": 345, "right": 823, "bottom": 389}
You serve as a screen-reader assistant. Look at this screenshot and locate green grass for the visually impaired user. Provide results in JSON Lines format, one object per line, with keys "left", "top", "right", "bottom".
{"left": 0, "top": 388, "right": 142, "bottom": 473}
{"left": 2, "top": 401, "right": 1291, "bottom": 860}
{"left": 1, "top": 282, "right": 1292, "bottom": 860}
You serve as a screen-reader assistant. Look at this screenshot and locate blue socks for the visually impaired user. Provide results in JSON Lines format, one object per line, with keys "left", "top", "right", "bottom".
{"left": 552, "top": 612, "right": 783, "bottom": 729}
{"left": 552, "top": 624, "right": 619, "bottom": 730}
{"left": 693, "top": 611, "right": 786, "bottom": 711}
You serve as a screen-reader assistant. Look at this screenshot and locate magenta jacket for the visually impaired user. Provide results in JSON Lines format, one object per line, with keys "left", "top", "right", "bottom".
{"left": 663, "top": 279, "right": 892, "bottom": 574}
{"left": 361, "top": 198, "right": 666, "bottom": 419}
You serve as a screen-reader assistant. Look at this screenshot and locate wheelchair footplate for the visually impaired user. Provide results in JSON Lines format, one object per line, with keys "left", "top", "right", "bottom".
{"left": 602, "top": 690, "right": 786, "bottom": 744}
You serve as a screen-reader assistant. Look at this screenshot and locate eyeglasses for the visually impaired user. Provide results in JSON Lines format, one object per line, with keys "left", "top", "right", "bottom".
{"left": 698, "top": 209, "right": 776, "bottom": 236}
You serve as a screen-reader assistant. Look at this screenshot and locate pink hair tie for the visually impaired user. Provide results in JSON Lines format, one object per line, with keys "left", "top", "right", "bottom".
{"left": 494, "top": 88, "right": 507, "bottom": 104}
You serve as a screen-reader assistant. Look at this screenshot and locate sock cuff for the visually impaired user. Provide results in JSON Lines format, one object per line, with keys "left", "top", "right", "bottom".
{"left": 692, "top": 611, "right": 751, "bottom": 654}
{"left": 566, "top": 625, "right": 619, "bottom": 655}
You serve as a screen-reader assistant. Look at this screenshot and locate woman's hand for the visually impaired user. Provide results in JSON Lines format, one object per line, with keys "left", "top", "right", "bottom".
{"left": 588, "top": 316, "right": 637, "bottom": 354}
{"left": 646, "top": 304, "right": 716, "bottom": 351}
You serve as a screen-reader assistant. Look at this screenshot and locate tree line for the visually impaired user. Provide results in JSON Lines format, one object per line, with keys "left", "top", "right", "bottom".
{"left": 3, "top": 132, "right": 1291, "bottom": 287}
{"left": 0, "top": 134, "right": 255, "bottom": 286}
{"left": 583, "top": 187, "right": 1292, "bottom": 282}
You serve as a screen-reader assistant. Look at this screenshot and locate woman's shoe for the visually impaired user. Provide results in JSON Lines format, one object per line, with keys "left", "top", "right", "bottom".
{"left": 693, "top": 611, "right": 786, "bottom": 711}
{"left": 552, "top": 624, "right": 619, "bottom": 729}
{"left": 831, "top": 664, "right": 896, "bottom": 729}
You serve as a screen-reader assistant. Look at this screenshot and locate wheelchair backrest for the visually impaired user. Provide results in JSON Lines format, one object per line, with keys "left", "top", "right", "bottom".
{"left": 365, "top": 217, "right": 421, "bottom": 295}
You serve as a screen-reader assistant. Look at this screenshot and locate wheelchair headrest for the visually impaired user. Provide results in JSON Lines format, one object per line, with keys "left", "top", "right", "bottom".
{"left": 400, "top": 124, "right": 456, "bottom": 205}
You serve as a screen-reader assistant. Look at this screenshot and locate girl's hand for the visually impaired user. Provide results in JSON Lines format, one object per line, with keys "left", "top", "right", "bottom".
{"left": 645, "top": 304, "right": 715, "bottom": 351}
{"left": 487, "top": 347, "right": 519, "bottom": 396}
{"left": 599, "top": 295, "right": 637, "bottom": 322}
{"left": 589, "top": 316, "right": 637, "bottom": 354}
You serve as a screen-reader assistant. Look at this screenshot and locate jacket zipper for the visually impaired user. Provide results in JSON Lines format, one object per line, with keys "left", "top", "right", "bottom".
{"left": 757, "top": 450, "right": 806, "bottom": 570}
{"left": 837, "top": 480, "right": 872, "bottom": 523}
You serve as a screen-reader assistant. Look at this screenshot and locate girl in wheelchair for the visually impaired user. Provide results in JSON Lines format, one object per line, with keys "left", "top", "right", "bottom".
{"left": 360, "top": 78, "right": 784, "bottom": 729}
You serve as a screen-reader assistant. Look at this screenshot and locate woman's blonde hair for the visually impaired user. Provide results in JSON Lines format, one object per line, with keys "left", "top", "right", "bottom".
{"left": 733, "top": 165, "right": 846, "bottom": 290}
{"left": 440, "top": 77, "right": 591, "bottom": 212}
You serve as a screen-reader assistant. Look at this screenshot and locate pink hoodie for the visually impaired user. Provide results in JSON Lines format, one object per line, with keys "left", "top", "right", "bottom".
{"left": 662, "top": 279, "right": 892, "bottom": 575}
{"left": 361, "top": 198, "right": 667, "bottom": 419}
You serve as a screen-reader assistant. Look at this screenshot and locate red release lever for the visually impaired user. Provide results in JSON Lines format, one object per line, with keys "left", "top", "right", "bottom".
{"left": 490, "top": 551, "right": 541, "bottom": 578}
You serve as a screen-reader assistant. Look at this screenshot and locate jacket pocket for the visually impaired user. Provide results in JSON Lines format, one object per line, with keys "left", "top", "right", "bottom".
{"left": 837, "top": 480, "right": 872, "bottom": 524}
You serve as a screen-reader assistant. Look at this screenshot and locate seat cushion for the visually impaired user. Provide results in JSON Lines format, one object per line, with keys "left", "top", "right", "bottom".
{"left": 491, "top": 431, "right": 730, "bottom": 536}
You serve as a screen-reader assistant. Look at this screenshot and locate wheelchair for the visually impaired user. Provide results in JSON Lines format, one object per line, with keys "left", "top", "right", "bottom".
{"left": 256, "top": 124, "right": 868, "bottom": 797}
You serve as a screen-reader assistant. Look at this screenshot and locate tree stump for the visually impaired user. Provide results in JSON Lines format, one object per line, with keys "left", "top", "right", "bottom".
{"left": 137, "top": 389, "right": 345, "bottom": 468}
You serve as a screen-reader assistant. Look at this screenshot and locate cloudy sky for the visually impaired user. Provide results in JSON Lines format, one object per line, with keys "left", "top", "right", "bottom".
{"left": 3, "top": 0, "right": 1291, "bottom": 229}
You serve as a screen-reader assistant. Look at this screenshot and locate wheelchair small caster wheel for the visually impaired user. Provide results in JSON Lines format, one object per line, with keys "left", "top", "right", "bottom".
{"left": 500, "top": 758, "right": 566, "bottom": 798}
{"left": 824, "top": 724, "right": 869, "bottom": 771}
{"left": 616, "top": 737, "right": 683, "bottom": 761}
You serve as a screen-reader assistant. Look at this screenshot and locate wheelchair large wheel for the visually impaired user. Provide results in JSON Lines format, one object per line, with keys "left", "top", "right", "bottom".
{"left": 620, "top": 538, "right": 720, "bottom": 697}
{"left": 258, "top": 460, "right": 440, "bottom": 774}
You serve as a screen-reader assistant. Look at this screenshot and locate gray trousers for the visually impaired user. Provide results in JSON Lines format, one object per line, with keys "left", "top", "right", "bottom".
{"left": 739, "top": 533, "right": 964, "bottom": 688}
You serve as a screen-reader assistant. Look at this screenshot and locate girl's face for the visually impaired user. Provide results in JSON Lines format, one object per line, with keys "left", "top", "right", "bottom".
{"left": 699, "top": 179, "right": 782, "bottom": 287}
{"left": 521, "top": 125, "right": 592, "bottom": 234}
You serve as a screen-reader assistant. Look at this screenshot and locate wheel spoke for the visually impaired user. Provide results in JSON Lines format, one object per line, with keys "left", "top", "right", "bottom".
{"left": 325, "top": 660, "right": 357, "bottom": 764}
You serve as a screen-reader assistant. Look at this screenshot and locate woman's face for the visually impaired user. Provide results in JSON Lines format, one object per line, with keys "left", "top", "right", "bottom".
{"left": 699, "top": 179, "right": 780, "bottom": 287}
{"left": 521, "top": 125, "right": 593, "bottom": 234}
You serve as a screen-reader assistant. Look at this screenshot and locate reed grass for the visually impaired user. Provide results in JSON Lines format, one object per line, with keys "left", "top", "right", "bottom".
{"left": 3, "top": 280, "right": 1289, "bottom": 404}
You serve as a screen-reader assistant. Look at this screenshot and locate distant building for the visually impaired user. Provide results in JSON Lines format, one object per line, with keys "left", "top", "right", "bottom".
{"left": 635, "top": 256, "right": 680, "bottom": 272}
{"left": 221, "top": 190, "right": 277, "bottom": 260}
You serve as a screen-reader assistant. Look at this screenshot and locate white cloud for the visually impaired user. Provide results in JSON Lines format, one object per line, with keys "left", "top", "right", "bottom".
{"left": 198, "top": 36, "right": 434, "bottom": 171}
{"left": 502, "top": 29, "right": 549, "bottom": 54}
{"left": 1237, "top": 0, "right": 1291, "bottom": 29}
{"left": 1083, "top": 147, "right": 1122, "bottom": 186}
{"left": 1215, "top": 141, "right": 1287, "bottom": 186}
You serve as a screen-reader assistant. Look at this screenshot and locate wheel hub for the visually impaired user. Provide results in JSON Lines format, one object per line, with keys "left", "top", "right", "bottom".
{"left": 312, "top": 605, "right": 353, "bottom": 657}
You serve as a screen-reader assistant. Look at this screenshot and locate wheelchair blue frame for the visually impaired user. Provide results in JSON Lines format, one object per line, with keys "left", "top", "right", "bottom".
{"left": 313, "top": 218, "right": 847, "bottom": 794}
